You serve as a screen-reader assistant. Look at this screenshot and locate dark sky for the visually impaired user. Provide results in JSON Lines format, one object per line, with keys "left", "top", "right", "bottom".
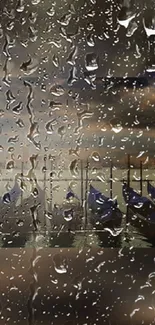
{"left": 0, "top": 0, "right": 155, "bottom": 167}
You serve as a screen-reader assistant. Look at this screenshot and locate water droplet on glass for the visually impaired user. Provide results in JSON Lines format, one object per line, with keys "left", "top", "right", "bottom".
{"left": 63, "top": 209, "right": 73, "bottom": 221}
{"left": 20, "top": 57, "right": 39, "bottom": 75}
{"left": 69, "top": 159, "right": 79, "bottom": 177}
{"left": 29, "top": 12, "right": 37, "bottom": 24}
{"left": 16, "top": 118, "right": 25, "bottom": 128}
{"left": 110, "top": 119, "right": 123, "bottom": 133}
{"left": 3, "top": 193, "right": 11, "bottom": 204}
{"left": 52, "top": 55, "right": 59, "bottom": 67}
{"left": 8, "top": 135, "right": 19, "bottom": 143}
{"left": 58, "top": 126, "right": 66, "bottom": 138}
{"left": 45, "top": 120, "right": 55, "bottom": 134}
{"left": 85, "top": 53, "right": 98, "bottom": 71}
{"left": 6, "top": 160, "right": 14, "bottom": 170}
{"left": 16, "top": 0, "right": 25, "bottom": 12}
{"left": 50, "top": 85, "right": 65, "bottom": 96}
{"left": 117, "top": 8, "right": 136, "bottom": 28}
{"left": 91, "top": 151, "right": 100, "bottom": 162}
{"left": 57, "top": 13, "right": 72, "bottom": 26}
{"left": 53, "top": 255, "right": 68, "bottom": 274}
{"left": 31, "top": 0, "right": 41, "bottom": 4}
{"left": 68, "top": 67, "right": 78, "bottom": 86}
{"left": 143, "top": 17, "right": 155, "bottom": 37}
{"left": 47, "top": 7, "right": 55, "bottom": 17}
{"left": 12, "top": 102, "right": 23, "bottom": 114}
{"left": 126, "top": 21, "right": 138, "bottom": 37}
{"left": 67, "top": 46, "right": 78, "bottom": 65}
{"left": 29, "top": 26, "right": 38, "bottom": 42}
{"left": 16, "top": 219, "right": 24, "bottom": 227}
{"left": 32, "top": 187, "right": 39, "bottom": 198}
{"left": 86, "top": 33, "right": 95, "bottom": 47}
{"left": 104, "top": 227, "right": 124, "bottom": 237}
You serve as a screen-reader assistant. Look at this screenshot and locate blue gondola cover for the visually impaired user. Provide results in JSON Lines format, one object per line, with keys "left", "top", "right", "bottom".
{"left": 147, "top": 182, "right": 155, "bottom": 200}
{"left": 123, "top": 183, "right": 149, "bottom": 205}
{"left": 66, "top": 187, "right": 79, "bottom": 201}
{"left": 2, "top": 181, "right": 21, "bottom": 204}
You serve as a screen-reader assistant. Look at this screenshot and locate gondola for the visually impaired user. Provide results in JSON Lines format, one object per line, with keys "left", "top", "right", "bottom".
{"left": 1, "top": 173, "right": 21, "bottom": 205}
{"left": 147, "top": 181, "right": 155, "bottom": 202}
{"left": 122, "top": 182, "right": 155, "bottom": 242}
{"left": 88, "top": 184, "right": 122, "bottom": 229}
{"left": 49, "top": 187, "right": 83, "bottom": 247}
{"left": 51, "top": 187, "right": 83, "bottom": 232}
{"left": 0, "top": 174, "right": 46, "bottom": 247}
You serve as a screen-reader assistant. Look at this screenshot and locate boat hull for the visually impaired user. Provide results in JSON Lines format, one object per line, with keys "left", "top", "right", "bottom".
{"left": 89, "top": 209, "right": 122, "bottom": 247}
{"left": 128, "top": 207, "right": 155, "bottom": 243}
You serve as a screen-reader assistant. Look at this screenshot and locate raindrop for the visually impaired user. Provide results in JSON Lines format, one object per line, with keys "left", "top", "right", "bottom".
{"left": 68, "top": 67, "right": 78, "bottom": 86}
{"left": 16, "top": 219, "right": 24, "bottom": 227}
{"left": 85, "top": 53, "right": 98, "bottom": 71}
{"left": 136, "top": 151, "right": 145, "bottom": 158}
{"left": 3, "top": 193, "right": 11, "bottom": 204}
{"left": 69, "top": 159, "right": 79, "bottom": 177}
{"left": 6, "top": 89, "right": 15, "bottom": 106}
{"left": 29, "top": 12, "right": 37, "bottom": 24}
{"left": 117, "top": 9, "right": 136, "bottom": 29}
{"left": 57, "top": 13, "right": 72, "bottom": 26}
{"left": 86, "top": 33, "right": 95, "bottom": 47}
{"left": 50, "top": 85, "right": 65, "bottom": 96}
{"left": 133, "top": 202, "right": 144, "bottom": 209}
{"left": 49, "top": 100, "right": 62, "bottom": 109}
{"left": 31, "top": 0, "right": 41, "bottom": 4}
{"left": 16, "top": 118, "right": 25, "bottom": 128}
{"left": 54, "top": 265, "right": 67, "bottom": 274}
{"left": 58, "top": 126, "right": 66, "bottom": 138}
{"left": 32, "top": 187, "right": 39, "bottom": 198}
{"left": 53, "top": 255, "right": 68, "bottom": 274}
{"left": 8, "top": 135, "right": 19, "bottom": 143}
{"left": 130, "top": 308, "right": 140, "bottom": 318}
{"left": 63, "top": 209, "right": 73, "bottom": 221}
{"left": 0, "top": 25, "right": 3, "bottom": 38}
{"left": 29, "top": 26, "right": 38, "bottom": 42}
{"left": 110, "top": 119, "right": 123, "bottom": 133}
{"left": 6, "top": 160, "right": 14, "bottom": 170}
{"left": 91, "top": 151, "right": 100, "bottom": 162}
{"left": 8, "top": 147, "right": 14, "bottom": 153}
{"left": 52, "top": 55, "right": 59, "bottom": 68}
{"left": 12, "top": 102, "right": 23, "bottom": 114}
{"left": 135, "top": 295, "right": 145, "bottom": 302}
{"left": 47, "top": 7, "right": 55, "bottom": 17}
{"left": 16, "top": 0, "right": 25, "bottom": 12}
{"left": 104, "top": 228, "right": 124, "bottom": 237}
{"left": 20, "top": 57, "right": 39, "bottom": 75}
{"left": 45, "top": 120, "right": 54, "bottom": 134}
{"left": 143, "top": 17, "right": 155, "bottom": 37}
{"left": 126, "top": 21, "right": 138, "bottom": 37}
{"left": 67, "top": 45, "right": 78, "bottom": 65}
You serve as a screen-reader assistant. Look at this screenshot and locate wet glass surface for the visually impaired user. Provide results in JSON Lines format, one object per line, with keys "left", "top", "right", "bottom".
{"left": 1, "top": 1, "right": 155, "bottom": 324}
{"left": 0, "top": 0, "right": 155, "bottom": 248}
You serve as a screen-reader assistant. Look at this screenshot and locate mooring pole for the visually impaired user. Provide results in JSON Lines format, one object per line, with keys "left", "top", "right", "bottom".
{"left": 140, "top": 161, "right": 143, "bottom": 196}
{"left": 50, "top": 159, "right": 53, "bottom": 212}
{"left": 84, "top": 159, "right": 89, "bottom": 230}
{"left": 110, "top": 160, "right": 113, "bottom": 199}
{"left": 21, "top": 161, "right": 24, "bottom": 207}
{"left": 43, "top": 155, "right": 47, "bottom": 229}
{"left": 126, "top": 154, "right": 131, "bottom": 224}
{"left": 80, "top": 159, "right": 84, "bottom": 210}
